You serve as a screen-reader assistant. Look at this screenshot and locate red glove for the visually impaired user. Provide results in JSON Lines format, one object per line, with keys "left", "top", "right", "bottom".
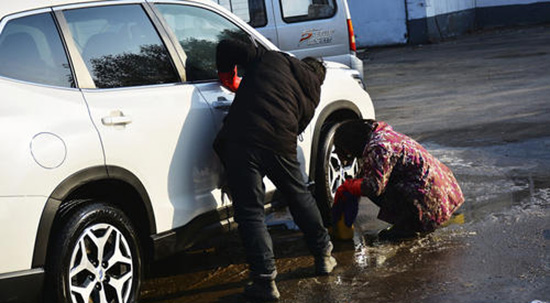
{"left": 218, "top": 66, "right": 241, "bottom": 92}
{"left": 334, "top": 178, "right": 363, "bottom": 205}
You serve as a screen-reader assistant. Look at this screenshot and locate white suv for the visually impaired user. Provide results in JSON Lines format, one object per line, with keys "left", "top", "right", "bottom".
{"left": 0, "top": 1, "right": 374, "bottom": 302}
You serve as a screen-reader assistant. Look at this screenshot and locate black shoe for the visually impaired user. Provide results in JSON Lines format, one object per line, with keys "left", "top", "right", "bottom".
{"left": 377, "top": 225, "right": 418, "bottom": 242}
{"left": 244, "top": 280, "right": 280, "bottom": 302}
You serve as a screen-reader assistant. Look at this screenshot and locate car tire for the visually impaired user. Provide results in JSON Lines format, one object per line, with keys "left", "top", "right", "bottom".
{"left": 45, "top": 200, "right": 142, "bottom": 303}
{"left": 315, "top": 122, "right": 361, "bottom": 227}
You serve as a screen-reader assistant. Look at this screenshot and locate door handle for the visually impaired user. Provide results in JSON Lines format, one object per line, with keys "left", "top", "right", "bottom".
{"left": 212, "top": 96, "right": 233, "bottom": 110}
{"left": 101, "top": 110, "right": 132, "bottom": 126}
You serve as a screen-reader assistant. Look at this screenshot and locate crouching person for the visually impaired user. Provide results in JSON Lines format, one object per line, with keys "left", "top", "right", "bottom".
{"left": 333, "top": 120, "right": 465, "bottom": 241}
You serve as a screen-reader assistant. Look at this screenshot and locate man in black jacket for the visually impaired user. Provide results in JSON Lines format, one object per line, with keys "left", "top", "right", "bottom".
{"left": 214, "top": 39, "right": 336, "bottom": 301}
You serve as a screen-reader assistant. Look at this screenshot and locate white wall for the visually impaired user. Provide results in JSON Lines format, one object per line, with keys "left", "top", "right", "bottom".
{"left": 407, "top": 0, "right": 476, "bottom": 19}
{"left": 407, "top": 0, "right": 550, "bottom": 20}
{"left": 424, "top": 0, "right": 475, "bottom": 17}
{"left": 406, "top": 0, "right": 428, "bottom": 19}
{"left": 477, "top": 0, "right": 550, "bottom": 7}
{"left": 349, "top": 0, "right": 408, "bottom": 47}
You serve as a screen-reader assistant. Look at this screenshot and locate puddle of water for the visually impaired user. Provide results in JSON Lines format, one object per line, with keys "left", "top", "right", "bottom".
{"left": 422, "top": 141, "right": 550, "bottom": 225}
{"left": 258, "top": 139, "right": 550, "bottom": 303}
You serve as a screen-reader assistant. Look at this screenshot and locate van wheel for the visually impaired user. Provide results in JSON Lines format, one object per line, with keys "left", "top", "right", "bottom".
{"left": 315, "top": 122, "right": 361, "bottom": 227}
{"left": 46, "top": 200, "right": 142, "bottom": 303}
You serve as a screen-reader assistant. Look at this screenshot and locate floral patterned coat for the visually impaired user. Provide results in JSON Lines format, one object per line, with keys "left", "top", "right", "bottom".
{"left": 360, "top": 121, "right": 464, "bottom": 230}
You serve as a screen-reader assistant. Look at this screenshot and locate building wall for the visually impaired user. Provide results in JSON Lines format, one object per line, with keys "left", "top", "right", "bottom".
{"left": 352, "top": 0, "right": 550, "bottom": 46}
{"left": 407, "top": 0, "right": 550, "bottom": 44}
{"left": 424, "top": 0, "right": 476, "bottom": 17}
{"left": 407, "top": 0, "right": 477, "bottom": 44}
{"left": 348, "top": 0, "right": 408, "bottom": 47}
{"left": 476, "top": 0, "right": 548, "bottom": 7}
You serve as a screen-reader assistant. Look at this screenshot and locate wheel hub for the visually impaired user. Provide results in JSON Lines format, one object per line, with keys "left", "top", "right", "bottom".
{"left": 97, "top": 268, "right": 105, "bottom": 282}
{"left": 69, "top": 223, "right": 134, "bottom": 303}
{"left": 329, "top": 145, "right": 360, "bottom": 197}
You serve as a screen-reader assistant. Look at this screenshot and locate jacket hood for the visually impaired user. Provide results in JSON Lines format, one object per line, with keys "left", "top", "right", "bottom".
{"left": 288, "top": 57, "right": 322, "bottom": 106}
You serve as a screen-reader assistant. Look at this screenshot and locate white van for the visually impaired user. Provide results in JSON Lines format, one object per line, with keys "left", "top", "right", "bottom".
{"left": 213, "top": 0, "right": 364, "bottom": 77}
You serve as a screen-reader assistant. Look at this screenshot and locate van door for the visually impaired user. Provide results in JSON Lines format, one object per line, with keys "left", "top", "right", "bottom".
{"left": 271, "top": 0, "right": 348, "bottom": 59}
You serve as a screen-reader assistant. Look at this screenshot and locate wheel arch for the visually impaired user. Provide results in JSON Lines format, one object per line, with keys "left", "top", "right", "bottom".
{"left": 32, "top": 166, "right": 156, "bottom": 268}
{"left": 309, "top": 100, "right": 363, "bottom": 179}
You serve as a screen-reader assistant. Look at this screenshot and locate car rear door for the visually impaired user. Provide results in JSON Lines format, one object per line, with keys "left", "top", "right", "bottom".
{"left": 56, "top": 2, "right": 223, "bottom": 232}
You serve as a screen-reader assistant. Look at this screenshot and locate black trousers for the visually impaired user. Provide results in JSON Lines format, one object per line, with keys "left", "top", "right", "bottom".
{"left": 219, "top": 142, "right": 331, "bottom": 280}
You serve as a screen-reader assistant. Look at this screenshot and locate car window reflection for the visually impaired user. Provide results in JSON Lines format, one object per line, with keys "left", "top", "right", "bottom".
{"left": 63, "top": 5, "right": 179, "bottom": 88}
{"left": 0, "top": 13, "right": 74, "bottom": 87}
{"left": 156, "top": 4, "right": 249, "bottom": 82}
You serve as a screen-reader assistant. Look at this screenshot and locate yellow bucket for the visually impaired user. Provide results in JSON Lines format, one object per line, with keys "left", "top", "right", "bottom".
{"left": 329, "top": 214, "right": 354, "bottom": 240}
{"left": 441, "top": 213, "right": 465, "bottom": 227}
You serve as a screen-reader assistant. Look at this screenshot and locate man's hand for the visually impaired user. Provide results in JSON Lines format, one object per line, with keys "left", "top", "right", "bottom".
{"left": 218, "top": 66, "right": 241, "bottom": 92}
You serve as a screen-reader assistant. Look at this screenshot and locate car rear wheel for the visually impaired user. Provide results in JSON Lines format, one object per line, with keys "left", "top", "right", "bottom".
{"left": 46, "top": 200, "right": 142, "bottom": 303}
{"left": 315, "top": 122, "right": 361, "bottom": 227}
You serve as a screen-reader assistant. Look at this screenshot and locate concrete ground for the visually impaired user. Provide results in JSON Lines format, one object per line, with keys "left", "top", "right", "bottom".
{"left": 141, "top": 25, "right": 550, "bottom": 303}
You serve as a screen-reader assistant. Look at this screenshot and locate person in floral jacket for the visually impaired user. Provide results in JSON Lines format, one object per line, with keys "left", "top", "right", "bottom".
{"left": 332, "top": 119, "right": 464, "bottom": 240}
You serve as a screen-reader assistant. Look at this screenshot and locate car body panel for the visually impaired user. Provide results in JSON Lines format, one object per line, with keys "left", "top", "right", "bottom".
{"left": 0, "top": 83, "right": 104, "bottom": 196}
{"left": 0, "top": 80, "right": 104, "bottom": 272}
{"left": 318, "top": 62, "right": 374, "bottom": 120}
{"left": 82, "top": 84, "right": 223, "bottom": 233}
{"left": 0, "top": 196, "right": 46, "bottom": 272}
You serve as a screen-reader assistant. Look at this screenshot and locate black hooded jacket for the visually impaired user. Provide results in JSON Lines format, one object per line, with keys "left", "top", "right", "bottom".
{"left": 214, "top": 39, "right": 324, "bottom": 157}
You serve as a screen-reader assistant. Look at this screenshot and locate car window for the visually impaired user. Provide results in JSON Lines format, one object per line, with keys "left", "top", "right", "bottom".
{"left": 280, "top": 0, "right": 336, "bottom": 23}
{"left": 0, "top": 13, "right": 74, "bottom": 87}
{"left": 215, "top": 0, "right": 267, "bottom": 28}
{"left": 156, "top": 4, "right": 250, "bottom": 81}
{"left": 62, "top": 5, "right": 179, "bottom": 89}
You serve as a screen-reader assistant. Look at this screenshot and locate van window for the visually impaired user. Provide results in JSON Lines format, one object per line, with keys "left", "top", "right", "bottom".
{"left": 0, "top": 13, "right": 74, "bottom": 87}
{"left": 156, "top": 4, "right": 251, "bottom": 81}
{"left": 280, "top": 0, "right": 336, "bottom": 23}
{"left": 214, "top": 0, "right": 267, "bottom": 28}
{"left": 63, "top": 5, "right": 179, "bottom": 88}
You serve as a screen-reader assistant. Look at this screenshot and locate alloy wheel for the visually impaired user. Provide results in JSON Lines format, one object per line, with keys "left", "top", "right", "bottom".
{"left": 69, "top": 223, "right": 134, "bottom": 303}
{"left": 327, "top": 144, "right": 360, "bottom": 198}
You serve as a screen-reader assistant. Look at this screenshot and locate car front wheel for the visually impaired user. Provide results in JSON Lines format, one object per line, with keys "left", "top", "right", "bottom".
{"left": 315, "top": 122, "right": 361, "bottom": 227}
{"left": 46, "top": 200, "right": 142, "bottom": 303}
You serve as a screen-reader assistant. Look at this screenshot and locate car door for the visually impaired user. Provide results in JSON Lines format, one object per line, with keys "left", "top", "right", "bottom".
{"left": 152, "top": 2, "right": 239, "bottom": 126}
{"left": 152, "top": 1, "right": 280, "bottom": 193}
{"left": 56, "top": 2, "right": 223, "bottom": 232}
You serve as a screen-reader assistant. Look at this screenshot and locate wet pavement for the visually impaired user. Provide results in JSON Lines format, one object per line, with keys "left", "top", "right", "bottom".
{"left": 141, "top": 25, "right": 550, "bottom": 303}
